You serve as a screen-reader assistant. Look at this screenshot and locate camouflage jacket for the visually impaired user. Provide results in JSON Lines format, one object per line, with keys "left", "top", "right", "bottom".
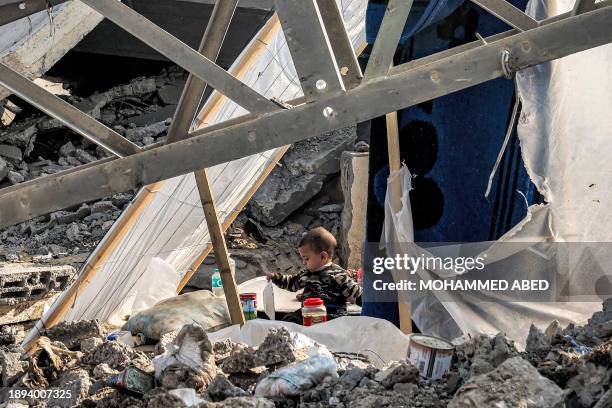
{"left": 271, "top": 263, "right": 362, "bottom": 311}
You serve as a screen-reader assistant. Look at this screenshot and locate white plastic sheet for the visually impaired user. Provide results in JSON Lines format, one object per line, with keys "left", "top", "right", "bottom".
{"left": 209, "top": 317, "right": 411, "bottom": 368}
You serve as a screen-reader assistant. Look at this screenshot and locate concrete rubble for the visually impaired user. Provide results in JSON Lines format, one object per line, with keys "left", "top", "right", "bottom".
{"left": 1, "top": 298, "right": 609, "bottom": 407}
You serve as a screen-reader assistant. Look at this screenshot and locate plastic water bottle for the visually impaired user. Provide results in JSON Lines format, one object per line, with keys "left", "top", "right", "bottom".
{"left": 211, "top": 268, "right": 223, "bottom": 297}
{"left": 211, "top": 257, "right": 236, "bottom": 297}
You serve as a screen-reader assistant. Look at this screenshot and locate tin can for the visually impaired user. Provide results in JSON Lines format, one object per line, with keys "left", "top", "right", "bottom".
{"left": 408, "top": 334, "right": 454, "bottom": 380}
{"left": 240, "top": 292, "right": 257, "bottom": 320}
{"left": 106, "top": 365, "right": 154, "bottom": 395}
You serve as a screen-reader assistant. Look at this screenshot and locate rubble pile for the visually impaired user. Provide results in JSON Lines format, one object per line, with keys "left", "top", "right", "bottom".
{"left": 0, "top": 67, "right": 188, "bottom": 262}
{"left": 1, "top": 299, "right": 611, "bottom": 407}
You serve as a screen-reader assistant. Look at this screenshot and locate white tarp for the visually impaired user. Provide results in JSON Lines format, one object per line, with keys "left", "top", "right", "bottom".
{"left": 383, "top": 0, "right": 611, "bottom": 345}
{"left": 208, "top": 316, "right": 411, "bottom": 368}
{"left": 52, "top": 0, "right": 367, "bottom": 323}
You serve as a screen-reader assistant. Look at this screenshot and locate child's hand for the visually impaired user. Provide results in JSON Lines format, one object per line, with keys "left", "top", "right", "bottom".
{"left": 265, "top": 272, "right": 274, "bottom": 281}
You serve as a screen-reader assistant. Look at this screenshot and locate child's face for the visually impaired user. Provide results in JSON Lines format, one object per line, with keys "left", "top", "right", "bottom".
{"left": 298, "top": 245, "right": 331, "bottom": 272}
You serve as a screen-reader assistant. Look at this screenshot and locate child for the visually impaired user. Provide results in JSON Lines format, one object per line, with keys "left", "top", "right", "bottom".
{"left": 266, "top": 227, "right": 362, "bottom": 324}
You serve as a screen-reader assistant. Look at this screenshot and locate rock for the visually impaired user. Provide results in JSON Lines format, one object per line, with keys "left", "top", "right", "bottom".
{"left": 66, "top": 223, "right": 81, "bottom": 242}
{"left": 392, "top": 382, "right": 418, "bottom": 396}
{"left": 125, "top": 120, "right": 168, "bottom": 142}
{"left": 92, "top": 363, "right": 118, "bottom": 379}
{"left": 526, "top": 324, "right": 552, "bottom": 353}
{"left": 220, "top": 344, "right": 257, "bottom": 374}
{"left": 207, "top": 374, "right": 249, "bottom": 401}
{"left": 158, "top": 83, "right": 182, "bottom": 105}
{"left": 449, "top": 357, "right": 564, "bottom": 408}
{"left": 111, "top": 192, "right": 133, "bottom": 208}
{"left": 75, "top": 148, "right": 97, "bottom": 164}
{"left": 47, "top": 369, "right": 91, "bottom": 408}
{"left": 80, "top": 337, "right": 104, "bottom": 354}
{"left": 566, "top": 361, "right": 610, "bottom": 407}
{"left": 207, "top": 397, "right": 274, "bottom": 408}
{"left": 0, "top": 350, "right": 27, "bottom": 387}
{"left": 7, "top": 170, "right": 24, "bottom": 184}
{"left": 142, "top": 136, "right": 156, "bottom": 145}
{"left": 83, "top": 341, "right": 138, "bottom": 370}
{"left": 318, "top": 204, "right": 343, "bottom": 213}
{"left": 379, "top": 361, "right": 419, "bottom": 388}
{"left": 91, "top": 200, "right": 116, "bottom": 214}
{"left": 43, "top": 320, "right": 103, "bottom": 350}
{"left": 545, "top": 320, "right": 563, "bottom": 340}
{"left": 0, "top": 144, "right": 23, "bottom": 162}
{"left": 253, "top": 327, "right": 299, "bottom": 367}
{"left": 340, "top": 367, "right": 368, "bottom": 390}
{"left": 144, "top": 389, "right": 189, "bottom": 408}
{"left": 0, "top": 157, "right": 7, "bottom": 181}
{"left": 59, "top": 141, "right": 76, "bottom": 157}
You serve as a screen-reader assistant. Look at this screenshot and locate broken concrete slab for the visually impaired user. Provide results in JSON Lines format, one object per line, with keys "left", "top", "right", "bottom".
{"left": 248, "top": 126, "right": 355, "bottom": 227}
{"left": 0, "top": 264, "right": 76, "bottom": 308}
{"left": 449, "top": 357, "right": 565, "bottom": 408}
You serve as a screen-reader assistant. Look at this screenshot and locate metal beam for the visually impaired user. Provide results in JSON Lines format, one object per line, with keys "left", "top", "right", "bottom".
{"left": 79, "top": 0, "right": 279, "bottom": 115}
{"left": 573, "top": 0, "right": 596, "bottom": 14}
{"left": 275, "top": 0, "right": 345, "bottom": 101}
{"left": 363, "top": 0, "right": 414, "bottom": 81}
{"left": 315, "top": 0, "right": 363, "bottom": 89}
{"left": 470, "top": 0, "right": 538, "bottom": 31}
{"left": 0, "top": 0, "right": 69, "bottom": 27}
{"left": 0, "top": 63, "right": 140, "bottom": 157}
{"left": 166, "top": 0, "right": 239, "bottom": 142}
{"left": 0, "top": 6, "right": 610, "bottom": 226}
{"left": 390, "top": 0, "right": 612, "bottom": 75}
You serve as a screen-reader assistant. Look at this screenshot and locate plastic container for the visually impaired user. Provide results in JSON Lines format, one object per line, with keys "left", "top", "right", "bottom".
{"left": 211, "top": 258, "right": 236, "bottom": 297}
{"left": 302, "top": 298, "right": 327, "bottom": 326}
{"left": 211, "top": 269, "right": 223, "bottom": 297}
{"left": 240, "top": 292, "right": 257, "bottom": 320}
{"left": 407, "top": 334, "right": 454, "bottom": 380}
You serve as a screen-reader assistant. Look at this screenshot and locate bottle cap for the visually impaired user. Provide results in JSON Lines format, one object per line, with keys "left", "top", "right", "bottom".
{"left": 303, "top": 297, "right": 324, "bottom": 307}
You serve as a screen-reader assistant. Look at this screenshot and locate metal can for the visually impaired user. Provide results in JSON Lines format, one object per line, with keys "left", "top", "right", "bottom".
{"left": 240, "top": 292, "right": 257, "bottom": 320}
{"left": 106, "top": 365, "right": 154, "bottom": 395}
{"left": 408, "top": 334, "right": 454, "bottom": 380}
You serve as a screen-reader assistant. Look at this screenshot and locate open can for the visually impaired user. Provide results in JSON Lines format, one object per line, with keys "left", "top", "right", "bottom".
{"left": 408, "top": 334, "right": 454, "bottom": 380}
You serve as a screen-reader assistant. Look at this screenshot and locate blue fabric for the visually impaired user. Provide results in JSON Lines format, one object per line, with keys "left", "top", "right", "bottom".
{"left": 361, "top": 0, "right": 541, "bottom": 326}
{"left": 366, "top": 0, "right": 465, "bottom": 45}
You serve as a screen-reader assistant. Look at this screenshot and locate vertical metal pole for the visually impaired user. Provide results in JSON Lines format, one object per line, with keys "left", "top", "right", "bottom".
{"left": 165, "top": 0, "right": 245, "bottom": 325}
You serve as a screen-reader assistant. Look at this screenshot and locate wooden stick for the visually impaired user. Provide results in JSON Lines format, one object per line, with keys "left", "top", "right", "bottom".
{"left": 386, "top": 110, "right": 412, "bottom": 334}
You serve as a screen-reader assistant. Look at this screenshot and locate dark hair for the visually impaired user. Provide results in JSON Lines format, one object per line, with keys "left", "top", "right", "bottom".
{"left": 298, "top": 227, "right": 337, "bottom": 256}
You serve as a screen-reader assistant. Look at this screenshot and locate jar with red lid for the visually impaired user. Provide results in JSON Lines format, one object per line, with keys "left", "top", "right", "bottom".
{"left": 302, "top": 297, "right": 327, "bottom": 326}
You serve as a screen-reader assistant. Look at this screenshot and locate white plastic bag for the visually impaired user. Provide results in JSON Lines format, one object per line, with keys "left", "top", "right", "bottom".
{"left": 254, "top": 354, "right": 338, "bottom": 397}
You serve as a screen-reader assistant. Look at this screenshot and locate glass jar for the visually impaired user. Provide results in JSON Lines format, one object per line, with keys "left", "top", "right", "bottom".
{"left": 302, "top": 297, "right": 327, "bottom": 326}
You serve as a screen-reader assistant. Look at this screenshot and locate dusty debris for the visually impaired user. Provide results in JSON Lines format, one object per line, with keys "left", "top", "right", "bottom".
{"left": 253, "top": 327, "right": 300, "bottom": 367}
{"left": 43, "top": 319, "right": 103, "bottom": 350}
{"left": 47, "top": 368, "right": 91, "bottom": 408}
{"left": 449, "top": 356, "right": 565, "bottom": 408}
{"left": 219, "top": 344, "right": 258, "bottom": 375}
{"left": 0, "top": 349, "right": 28, "bottom": 387}
{"left": 207, "top": 374, "right": 249, "bottom": 401}
{"left": 455, "top": 332, "right": 518, "bottom": 380}
{"left": 80, "top": 337, "right": 104, "bottom": 354}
